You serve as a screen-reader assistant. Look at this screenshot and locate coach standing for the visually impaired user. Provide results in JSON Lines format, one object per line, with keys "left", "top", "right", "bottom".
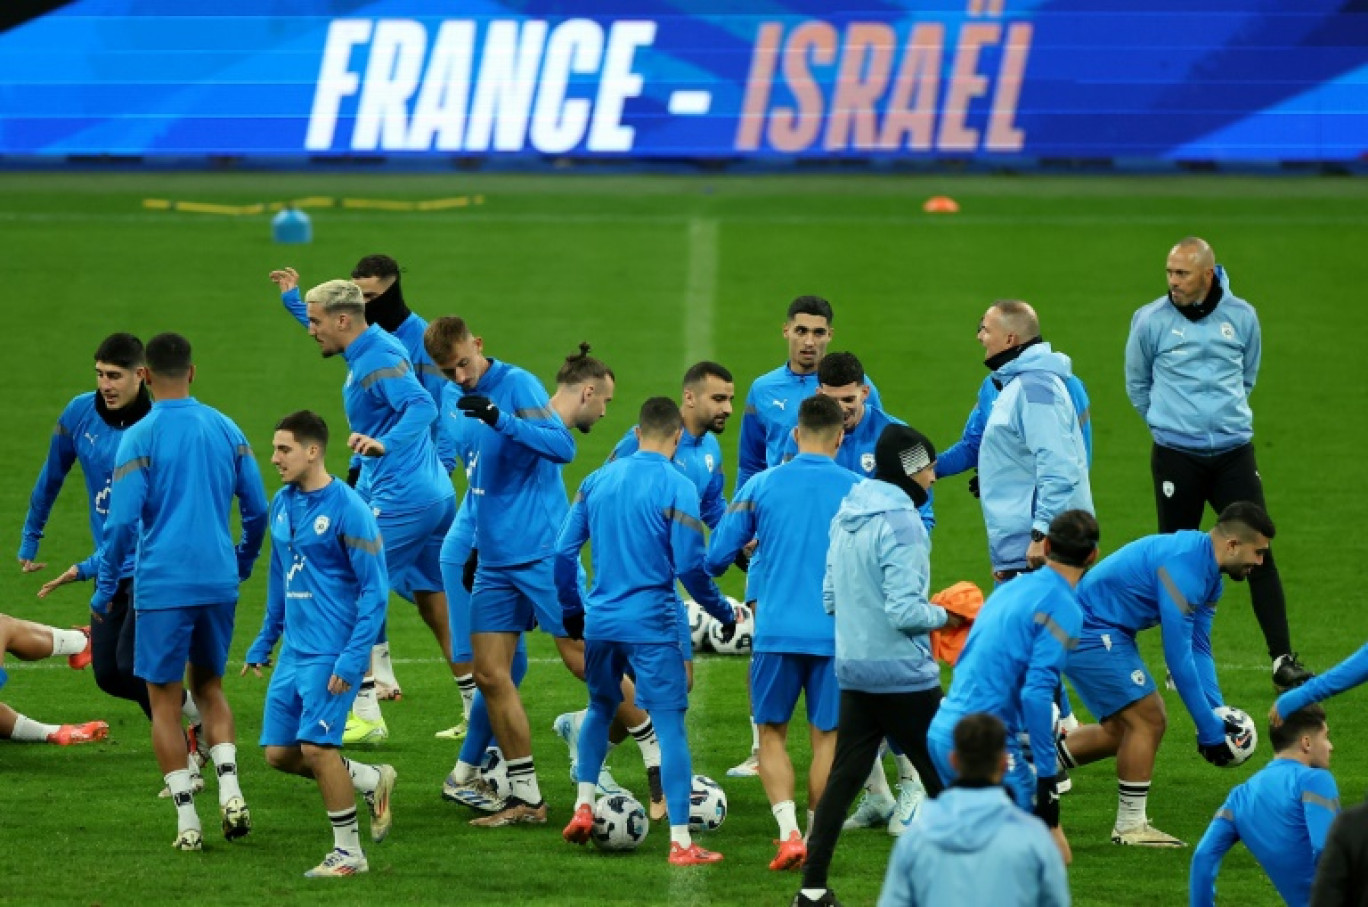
{"left": 1124, "top": 237, "right": 1310, "bottom": 691}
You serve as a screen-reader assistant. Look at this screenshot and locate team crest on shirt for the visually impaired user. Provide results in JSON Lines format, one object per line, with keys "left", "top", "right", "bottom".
{"left": 314, "top": 516, "right": 330, "bottom": 535}
{"left": 1220, "top": 322, "right": 1235, "bottom": 340}
{"left": 704, "top": 454, "right": 715, "bottom": 472}
{"left": 1162, "top": 481, "right": 1175, "bottom": 498}
{"left": 1131, "top": 670, "right": 1146, "bottom": 686}
{"left": 860, "top": 453, "right": 875, "bottom": 474}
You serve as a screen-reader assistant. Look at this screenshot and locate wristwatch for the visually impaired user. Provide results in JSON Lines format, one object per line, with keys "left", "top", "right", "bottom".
{"left": 1030, "top": 529, "right": 1047, "bottom": 543}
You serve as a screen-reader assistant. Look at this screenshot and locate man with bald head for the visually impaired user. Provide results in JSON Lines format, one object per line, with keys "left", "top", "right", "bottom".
{"left": 977, "top": 300, "right": 1093, "bottom": 582}
{"left": 1125, "top": 238, "right": 1310, "bottom": 692}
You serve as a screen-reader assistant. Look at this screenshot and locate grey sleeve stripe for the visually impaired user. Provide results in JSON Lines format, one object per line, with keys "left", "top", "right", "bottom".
{"left": 1303, "top": 791, "right": 1340, "bottom": 812}
{"left": 236, "top": 444, "right": 253, "bottom": 458}
{"left": 359, "top": 361, "right": 411, "bottom": 389}
{"left": 1157, "top": 566, "right": 1194, "bottom": 615}
{"left": 343, "top": 534, "right": 382, "bottom": 556}
{"left": 53, "top": 422, "right": 70, "bottom": 437}
{"left": 1078, "top": 408, "right": 1092, "bottom": 427}
{"left": 1033, "top": 611, "right": 1078, "bottom": 650}
{"left": 514, "top": 405, "right": 553, "bottom": 419}
{"left": 418, "top": 363, "right": 445, "bottom": 377}
{"left": 1216, "top": 808, "right": 1235, "bottom": 821}
{"left": 662, "top": 506, "right": 705, "bottom": 534}
{"left": 112, "top": 456, "right": 150, "bottom": 482}
{"left": 725, "top": 500, "right": 756, "bottom": 513}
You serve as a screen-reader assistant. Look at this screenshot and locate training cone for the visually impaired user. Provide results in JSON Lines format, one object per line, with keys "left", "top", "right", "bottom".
{"left": 272, "top": 207, "right": 312, "bottom": 243}
{"left": 923, "top": 196, "right": 960, "bottom": 214}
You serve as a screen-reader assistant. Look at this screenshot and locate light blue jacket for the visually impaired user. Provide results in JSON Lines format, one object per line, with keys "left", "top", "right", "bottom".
{"left": 937, "top": 370, "right": 1093, "bottom": 478}
{"left": 1124, "top": 267, "right": 1261, "bottom": 454}
{"left": 979, "top": 343, "right": 1094, "bottom": 572}
{"left": 878, "top": 785, "right": 1071, "bottom": 907}
{"left": 824, "top": 479, "right": 946, "bottom": 694}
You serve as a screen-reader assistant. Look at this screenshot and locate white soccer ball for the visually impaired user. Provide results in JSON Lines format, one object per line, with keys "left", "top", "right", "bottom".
{"left": 687, "top": 774, "right": 728, "bottom": 832}
{"left": 706, "top": 600, "right": 754, "bottom": 656}
{"left": 1214, "top": 706, "right": 1258, "bottom": 766}
{"left": 591, "top": 794, "right": 649, "bottom": 852}
{"left": 480, "top": 746, "right": 511, "bottom": 799}
{"left": 686, "top": 599, "right": 716, "bottom": 652}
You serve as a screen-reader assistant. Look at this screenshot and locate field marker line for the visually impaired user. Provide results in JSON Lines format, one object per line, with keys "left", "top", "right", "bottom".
{"left": 683, "top": 217, "right": 719, "bottom": 367}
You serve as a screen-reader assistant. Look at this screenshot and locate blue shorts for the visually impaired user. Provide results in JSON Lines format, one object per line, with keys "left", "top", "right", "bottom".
{"left": 584, "top": 639, "right": 688, "bottom": 713}
{"left": 134, "top": 602, "right": 235, "bottom": 684}
{"left": 0, "top": 665, "right": 7, "bottom": 691}
{"left": 750, "top": 652, "right": 839, "bottom": 732}
{"left": 927, "top": 710, "right": 1034, "bottom": 810}
{"left": 378, "top": 495, "right": 455, "bottom": 597}
{"left": 470, "top": 560, "right": 565, "bottom": 638}
{"left": 1065, "top": 629, "right": 1156, "bottom": 723}
{"left": 260, "top": 652, "right": 355, "bottom": 748}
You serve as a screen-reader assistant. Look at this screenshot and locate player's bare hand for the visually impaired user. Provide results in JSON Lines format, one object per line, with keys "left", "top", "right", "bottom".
{"left": 1026, "top": 538, "right": 1047, "bottom": 569}
{"left": 241, "top": 662, "right": 267, "bottom": 678}
{"left": 19, "top": 558, "right": 47, "bottom": 573}
{"left": 1267, "top": 703, "right": 1284, "bottom": 728}
{"left": 348, "top": 433, "right": 386, "bottom": 457}
{"left": 36, "top": 565, "right": 79, "bottom": 599}
{"left": 942, "top": 612, "right": 968, "bottom": 630}
{"left": 327, "top": 674, "right": 351, "bottom": 695}
{"left": 1051, "top": 825, "right": 1073, "bottom": 865}
{"left": 269, "top": 267, "right": 300, "bottom": 293}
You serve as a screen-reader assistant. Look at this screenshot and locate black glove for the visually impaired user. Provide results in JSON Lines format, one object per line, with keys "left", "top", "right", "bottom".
{"left": 346, "top": 464, "right": 362, "bottom": 487}
{"left": 1034, "top": 775, "right": 1061, "bottom": 828}
{"left": 733, "top": 548, "right": 752, "bottom": 572}
{"left": 562, "top": 610, "right": 585, "bottom": 641}
{"left": 1197, "top": 737, "right": 1235, "bottom": 768}
{"left": 457, "top": 395, "right": 500, "bottom": 427}
{"left": 715, "top": 606, "right": 738, "bottom": 644}
{"left": 462, "top": 549, "right": 479, "bottom": 593}
{"left": 968, "top": 472, "right": 980, "bottom": 498}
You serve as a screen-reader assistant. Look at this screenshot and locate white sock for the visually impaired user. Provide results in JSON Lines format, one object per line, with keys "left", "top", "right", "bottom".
{"left": 209, "top": 743, "right": 243, "bottom": 804}
{"left": 670, "top": 825, "right": 692, "bottom": 847}
{"left": 750, "top": 718, "right": 759, "bottom": 754}
{"left": 1118, "top": 779, "right": 1151, "bottom": 829}
{"left": 343, "top": 757, "right": 381, "bottom": 794}
{"left": 576, "top": 781, "right": 596, "bottom": 810}
{"left": 865, "top": 758, "right": 893, "bottom": 798}
{"left": 372, "top": 642, "right": 398, "bottom": 686}
{"left": 506, "top": 756, "right": 542, "bottom": 805}
{"left": 456, "top": 674, "right": 476, "bottom": 719}
{"left": 182, "top": 691, "right": 202, "bottom": 725}
{"left": 629, "top": 718, "right": 662, "bottom": 769}
{"left": 806, "top": 809, "right": 815, "bottom": 837}
{"left": 895, "top": 754, "right": 921, "bottom": 784}
{"left": 165, "top": 769, "right": 201, "bottom": 831}
{"left": 801, "top": 890, "right": 830, "bottom": 900}
{"left": 11, "top": 714, "right": 59, "bottom": 742}
{"left": 353, "top": 677, "right": 382, "bottom": 721}
{"left": 772, "top": 799, "right": 799, "bottom": 838}
{"left": 49, "top": 628, "right": 87, "bottom": 657}
{"left": 452, "top": 760, "right": 480, "bottom": 784}
{"left": 329, "top": 806, "right": 362, "bottom": 855}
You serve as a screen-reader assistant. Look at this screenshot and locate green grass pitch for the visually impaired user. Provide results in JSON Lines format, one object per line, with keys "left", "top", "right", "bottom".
{"left": 1, "top": 172, "right": 1365, "bottom": 905}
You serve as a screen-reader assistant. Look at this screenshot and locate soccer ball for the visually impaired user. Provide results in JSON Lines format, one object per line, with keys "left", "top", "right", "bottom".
{"left": 706, "top": 601, "right": 754, "bottom": 656}
{"left": 480, "top": 746, "right": 511, "bottom": 799}
{"left": 1214, "top": 706, "right": 1258, "bottom": 766}
{"left": 685, "top": 599, "right": 716, "bottom": 652}
{"left": 591, "top": 794, "right": 649, "bottom": 852}
{"left": 687, "top": 774, "right": 728, "bottom": 832}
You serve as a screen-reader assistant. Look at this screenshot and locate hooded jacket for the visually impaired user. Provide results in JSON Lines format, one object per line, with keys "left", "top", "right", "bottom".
{"left": 823, "top": 479, "right": 946, "bottom": 694}
{"left": 1124, "top": 266, "right": 1261, "bottom": 454}
{"left": 877, "top": 785, "right": 1070, "bottom": 907}
{"left": 979, "top": 342, "right": 1094, "bottom": 572}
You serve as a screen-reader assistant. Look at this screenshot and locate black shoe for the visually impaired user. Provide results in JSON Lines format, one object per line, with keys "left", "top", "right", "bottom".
{"left": 1273, "top": 654, "right": 1313, "bottom": 692}
{"left": 792, "top": 891, "right": 843, "bottom": 907}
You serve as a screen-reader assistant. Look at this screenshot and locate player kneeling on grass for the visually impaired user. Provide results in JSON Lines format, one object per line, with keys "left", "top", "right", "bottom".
{"left": 0, "top": 614, "right": 106, "bottom": 745}
{"left": 1057, "top": 502, "right": 1275, "bottom": 847}
{"left": 1191, "top": 704, "right": 1339, "bottom": 907}
{"left": 555, "top": 397, "right": 736, "bottom": 866}
{"left": 242, "top": 412, "right": 397, "bottom": 878}
{"left": 877, "top": 713, "right": 1069, "bottom": 907}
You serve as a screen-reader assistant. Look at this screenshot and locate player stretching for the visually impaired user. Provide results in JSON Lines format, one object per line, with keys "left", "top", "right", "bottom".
{"left": 92, "top": 333, "right": 268, "bottom": 851}
{"left": 0, "top": 613, "right": 106, "bottom": 745}
{"left": 557, "top": 396, "right": 736, "bottom": 865}
{"left": 707, "top": 395, "right": 860, "bottom": 870}
{"left": 1058, "top": 502, "right": 1275, "bottom": 846}
{"left": 243, "top": 412, "right": 397, "bottom": 877}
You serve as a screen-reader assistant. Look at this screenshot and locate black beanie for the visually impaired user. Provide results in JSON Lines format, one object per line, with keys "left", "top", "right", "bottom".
{"left": 874, "top": 424, "right": 936, "bottom": 506}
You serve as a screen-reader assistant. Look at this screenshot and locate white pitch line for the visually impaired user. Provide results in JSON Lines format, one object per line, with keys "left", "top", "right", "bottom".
{"left": 682, "top": 217, "right": 719, "bottom": 368}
